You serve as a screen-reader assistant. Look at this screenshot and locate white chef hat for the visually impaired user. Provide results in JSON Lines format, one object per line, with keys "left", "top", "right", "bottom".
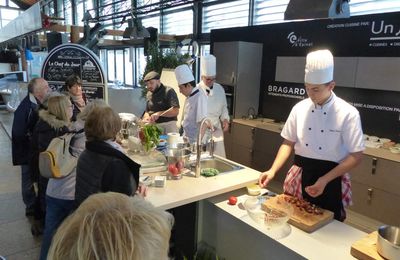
{"left": 200, "top": 55, "right": 216, "bottom": 76}
{"left": 304, "top": 49, "right": 334, "bottom": 84}
{"left": 174, "top": 64, "right": 194, "bottom": 85}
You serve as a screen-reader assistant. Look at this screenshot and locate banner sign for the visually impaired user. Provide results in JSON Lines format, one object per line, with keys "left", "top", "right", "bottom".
{"left": 211, "top": 11, "right": 400, "bottom": 142}
{"left": 41, "top": 43, "right": 107, "bottom": 101}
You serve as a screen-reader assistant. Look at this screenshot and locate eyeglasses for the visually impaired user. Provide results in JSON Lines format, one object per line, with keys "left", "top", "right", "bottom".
{"left": 204, "top": 77, "right": 216, "bottom": 82}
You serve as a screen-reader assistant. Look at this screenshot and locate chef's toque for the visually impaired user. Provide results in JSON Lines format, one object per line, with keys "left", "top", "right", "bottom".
{"left": 304, "top": 49, "right": 334, "bottom": 84}
{"left": 201, "top": 55, "right": 216, "bottom": 76}
{"left": 175, "top": 64, "right": 195, "bottom": 85}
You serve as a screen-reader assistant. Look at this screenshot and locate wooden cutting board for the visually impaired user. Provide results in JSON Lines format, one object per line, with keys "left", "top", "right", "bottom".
{"left": 350, "top": 232, "right": 384, "bottom": 260}
{"left": 264, "top": 194, "right": 334, "bottom": 233}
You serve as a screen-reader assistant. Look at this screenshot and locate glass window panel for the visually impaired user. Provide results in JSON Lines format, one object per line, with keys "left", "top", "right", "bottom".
{"left": 350, "top": 0, "right": 400, "bottom": 16}
{"left": 115, "top": 49, "right": 124, "bottom": 82}
{"left": 125, "top": 48, "right": 133, "bottom": 86}
{"left": 8, "top": 1, "right": 18, "bottom": 8}
{"left": 0, "top": 0, "right": 6, "bottom": 6}
{"left": 2, "top": 8, "right": 19, "bottom": 20}
{"left": 137, "top": 0, "right": 159, "bottom": 7}
{"left": 163, "top": 9, "right": 193, "bottom": 35}
{"left": 253, "top": 0, "right": 289, "bottom": 25}
{"left": 141, "top": 14, "right": 160, "bottom": 30}
{"left": 202, "top": 0, "right": 249, "bottom": 33}
{"left": 107, "top": 50, "right": 115, "bottom": 82}
{"left": 76, "top": 1, "right": 85, "bottom": 26}
{"left": 64, "top": 0, "right": 73, "bottom": 25}
{"left": 200, "top": 45, "right": 210, "bottom": 57}
{"left": 136, "top": 48, "right": 146, "bottom": 86}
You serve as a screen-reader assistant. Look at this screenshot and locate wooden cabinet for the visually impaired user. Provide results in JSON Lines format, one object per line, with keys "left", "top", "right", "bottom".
{"left": 226, "top": 122, "right": 293, "bottom": 187}
{"left": 349, "top": 155, "right": 400, "bottom": 225}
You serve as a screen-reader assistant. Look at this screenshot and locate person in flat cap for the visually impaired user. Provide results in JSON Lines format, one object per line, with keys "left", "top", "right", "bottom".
{"left": 142, "top": 71, "right": 180, "bottom": 134}
{"left": 259, "top": 49, "right": 364, "bottom": 221}
{"left": 174, "top": 64, "right": 207, "bottom": 143}
{"left": 198, "top": 55, "right": 230, "bottom": 158}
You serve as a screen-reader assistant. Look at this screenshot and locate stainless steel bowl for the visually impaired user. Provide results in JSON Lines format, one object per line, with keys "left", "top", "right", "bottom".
{"left": 164, "top": 148, "right": 191, "bottom": 167}
{"left": 377, "top": 225, "right": 400, "bottom": 260}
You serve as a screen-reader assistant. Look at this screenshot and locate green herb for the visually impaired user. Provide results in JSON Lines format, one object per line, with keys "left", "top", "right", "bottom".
{"left": 200, "top": 168, "right": 220, "bottom": 177}
{"left": 140, "top": 124, "right": 162, "bottom": 152}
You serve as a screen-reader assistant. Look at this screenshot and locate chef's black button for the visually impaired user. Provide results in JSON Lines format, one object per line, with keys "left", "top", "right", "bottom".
{"left": 324, "top": 112, "right": 327, "bottom": 115}
{"left": 308, "top": 127, "right": 311, "bottom": 130}
{"left": 312, "top": 110, "right": 314, "bottom": 113}
{"left": 306, "top": 144, "right": 308, "bottom": 146}
{"left": 319, "top": 147, "right": 322, "bottom": 150}
{"left": 321, "top": 130, "right": 324, "bottom": 133}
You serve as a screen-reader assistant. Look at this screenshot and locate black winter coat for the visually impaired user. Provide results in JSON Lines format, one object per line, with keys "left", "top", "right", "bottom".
{"left": 11, "top": 94, "right": 40, "bottom": 165}
{"left": 75, "top": 140, "right": 140, "bottom": 207}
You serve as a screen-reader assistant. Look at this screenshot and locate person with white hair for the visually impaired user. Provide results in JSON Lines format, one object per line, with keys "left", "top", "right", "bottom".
{"left": 174, "top": 64, "right": 208, "bottom": 143}
{"left": 198, "top": 55, "right": 230, "bottom": 157}
{"left": 47, "top": 192, "right": 173, "bottom": 260}
{"left": 258, "top": 49, "right": 365, "bottom": 221}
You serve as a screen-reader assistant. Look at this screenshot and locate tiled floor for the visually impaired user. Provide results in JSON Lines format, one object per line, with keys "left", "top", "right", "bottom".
{"left": 0, "top": 110, "right": 41, "bottom": 259}
{"left": 0, "top": 108, "right": 381, "bottom": 260}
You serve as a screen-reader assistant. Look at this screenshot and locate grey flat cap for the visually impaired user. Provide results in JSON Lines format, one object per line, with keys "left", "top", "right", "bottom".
{"left": 144, "top": 71, "right": 160, "bottom": 82}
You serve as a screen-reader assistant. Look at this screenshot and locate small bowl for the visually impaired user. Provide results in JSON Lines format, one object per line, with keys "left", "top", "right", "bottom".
{"left": 246, "top": 184, "right": 261, "bottom": 196}
{"left": 377, "top": 225, "right": 400, "bottom": 260}
{"left": 244, "top": 196, "right": 293, "bottom": 229}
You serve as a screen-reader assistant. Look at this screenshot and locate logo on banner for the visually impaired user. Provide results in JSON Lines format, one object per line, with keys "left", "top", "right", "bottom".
{"left": 370, "top": 20, "right": 400, "bottom": 47}
{"left": 287, "top": 32, "right": 313, "bottom": 47}
{"left": 267, "top": 84, "right": 306, "bottom": 100}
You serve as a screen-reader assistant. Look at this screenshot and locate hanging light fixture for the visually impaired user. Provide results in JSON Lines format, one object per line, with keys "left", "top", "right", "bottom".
{"left": 123, "top": 17, "right": 150, "bottom": 39}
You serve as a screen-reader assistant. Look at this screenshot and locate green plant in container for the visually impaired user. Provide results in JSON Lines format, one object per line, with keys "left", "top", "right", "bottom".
{"left": 138, "top": 124, "right": 162, "bottom": 152}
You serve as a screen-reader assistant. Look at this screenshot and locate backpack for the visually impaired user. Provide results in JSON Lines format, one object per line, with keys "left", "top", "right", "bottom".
{"left": 39, "top": 133, "right": 77, "bottom": 179}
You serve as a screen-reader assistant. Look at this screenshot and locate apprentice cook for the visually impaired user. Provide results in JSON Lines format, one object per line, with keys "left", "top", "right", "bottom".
{"left": 259, "top": 49, "right": 365, "bottom": 221}
{"left": 174, "top": 64, "right": 208, "bottom": 143}
{"left": 198, "top": 55, "right": 230, "bottom": 158}
{"left": 142, "top": 71, "right": 180, "bottom": 134}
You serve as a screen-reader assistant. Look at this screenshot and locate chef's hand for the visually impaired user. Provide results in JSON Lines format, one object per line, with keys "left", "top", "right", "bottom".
{"left": 258, "top": 170, "right": 275, "bottom": 188}
{"left": 150, "top": 113, "right": 159, "bottom": 122}
{"left": 136, "top": 184, "right": 148, "bottom": 197}
{"left": 222, "top": 120, "right": 230, "bottom": 132}
{"left": 305, "top": 178, "right": 328, "bottom": 198}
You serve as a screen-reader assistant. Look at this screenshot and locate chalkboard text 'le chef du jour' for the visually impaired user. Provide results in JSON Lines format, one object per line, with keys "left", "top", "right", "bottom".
{"left": 48, "top": 61, "right": 80, "bottom": 68}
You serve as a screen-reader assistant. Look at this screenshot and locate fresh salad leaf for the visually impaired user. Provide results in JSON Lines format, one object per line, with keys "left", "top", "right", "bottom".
{"left": 201, "top": 168, "right": 220, "bottom": 177}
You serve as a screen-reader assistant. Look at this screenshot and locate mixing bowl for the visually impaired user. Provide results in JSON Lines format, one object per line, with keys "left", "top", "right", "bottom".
{"left": 244, "top": 196, "right": 293, "bottom": 229}
{"left": 377, "top": 225, "right": 400, "bottom": 260}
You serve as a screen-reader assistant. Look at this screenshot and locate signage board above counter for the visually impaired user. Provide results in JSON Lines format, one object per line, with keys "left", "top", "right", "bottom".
{"left": 41, "top": 43, "right": 107, "bottom": 101}
{"left": 211, "top": 11, "right": 400, "bottom": 142}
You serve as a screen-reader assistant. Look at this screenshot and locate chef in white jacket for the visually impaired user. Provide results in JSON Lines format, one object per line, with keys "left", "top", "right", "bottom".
{"left": 174, "top": 64, "right": 208, "bottom": 143}
{"left": 258, "top": 49, "right": 364, "bottom": 221}
{"left": 198, "top": 55, "right": 230, "bottom": 157}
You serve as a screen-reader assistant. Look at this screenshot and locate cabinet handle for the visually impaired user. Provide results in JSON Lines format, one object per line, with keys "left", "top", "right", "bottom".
{"left": 371, "top": 158, "right": 377, "bottom": 175}
{"left": 367, "top": 188, "right": 373, "bottom": 202}
{"left": 231, "top": 72, "right": 235, "bottom": 85}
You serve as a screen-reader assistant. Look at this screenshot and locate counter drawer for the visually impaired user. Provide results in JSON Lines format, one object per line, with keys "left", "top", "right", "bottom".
{"left": 349, "top": 181, "right": 400, "bottom": 226}
{"left": 351, "top": 155, "right": 400, "bottom": 196}
{"left": 231, "top": 123, "right": 254, "bottom": 148}
{"left": 253, "top": 128, "right": 283, "bottom": 153}
{"left": 230, "top": 143, "right": 253, "bottom": 168}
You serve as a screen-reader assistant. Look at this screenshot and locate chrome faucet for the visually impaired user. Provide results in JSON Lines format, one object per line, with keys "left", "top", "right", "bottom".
{"left": 195, "top": 118, "right": 215, "bottom": 178}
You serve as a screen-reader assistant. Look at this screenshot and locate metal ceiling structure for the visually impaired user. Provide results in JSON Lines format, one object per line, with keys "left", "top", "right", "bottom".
{"left": 87, "top": 0, "right": 200, "bottom": 24}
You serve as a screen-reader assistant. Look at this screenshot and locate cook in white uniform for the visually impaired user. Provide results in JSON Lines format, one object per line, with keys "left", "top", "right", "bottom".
{"left": 174, "top": 64, "right": 208, "bottom": 143}
{"left": 198, "top": 55, "right": 230, "bottom": 157}
{"left": 258, "top": 49, "right": 365, "bottom": 221}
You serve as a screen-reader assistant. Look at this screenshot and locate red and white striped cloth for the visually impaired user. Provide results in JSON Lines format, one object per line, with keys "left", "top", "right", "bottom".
{"left": 283, "top": 165, "right": 353, "bottom": 207}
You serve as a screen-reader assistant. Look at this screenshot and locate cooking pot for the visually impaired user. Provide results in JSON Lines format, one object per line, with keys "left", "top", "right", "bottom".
{"left": 377, "top": 225, "right": 400, "bottom": 260}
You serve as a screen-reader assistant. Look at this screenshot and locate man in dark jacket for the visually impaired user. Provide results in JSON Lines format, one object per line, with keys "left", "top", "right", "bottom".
{"left": 11, "top": 78, "right": 50, "bottom": 216}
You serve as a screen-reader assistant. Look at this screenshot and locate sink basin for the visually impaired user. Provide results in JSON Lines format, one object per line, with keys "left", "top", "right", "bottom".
{"left": 193, "top": 157, "right": 244, "bottom": 175}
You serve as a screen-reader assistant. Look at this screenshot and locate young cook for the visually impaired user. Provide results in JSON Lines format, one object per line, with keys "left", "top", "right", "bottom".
{"left": 258, "top": 49, "right": 365, "bottom": 221}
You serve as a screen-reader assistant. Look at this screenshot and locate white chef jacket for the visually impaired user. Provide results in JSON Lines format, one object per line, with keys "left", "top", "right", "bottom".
{"left": 281, "top": 92, "right": 365, "bottom": 163}
{"left": 182, "top": 86, "right": 208, "bottom": 143}
{"left": 198, "top": 81, "right": 230, "bottom": 157}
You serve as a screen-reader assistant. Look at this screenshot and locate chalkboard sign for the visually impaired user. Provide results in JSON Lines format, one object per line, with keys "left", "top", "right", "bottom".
{"left": 41, "top": 43, "right": 107, "bottom": 101}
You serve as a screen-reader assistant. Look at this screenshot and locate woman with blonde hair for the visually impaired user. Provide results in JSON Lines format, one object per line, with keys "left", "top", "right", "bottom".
{"left": 48, "top": 192, "right": 173, "bottom": 260}
{"left": 39, "top": 99, "right": 109, "bottom": 260}
{"left": 30, "top": 94, "right": 73, "bottom": 235}
{"left": 75, "top": 106, "right": 142, "bottom": 206}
